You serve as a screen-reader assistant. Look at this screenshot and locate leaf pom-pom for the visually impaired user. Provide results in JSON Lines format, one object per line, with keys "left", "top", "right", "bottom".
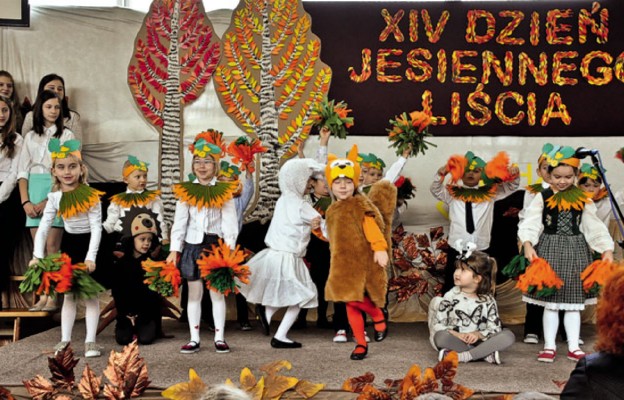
{"left": 580, "top": 259, "right": 620, "bottom": 295}
{"left": 485, "top": 151, "right": 513, "bottom": 182}
{"left": 311, "top": 97, "right": 354, "bottom": 139}
{"left": 197, "top": 240, "right": 251, "bottom": 296}
{"left": 226, "top": 136, "right": 268, "bottom": 173}
{"left": 142, "top": 259, "right": 182, "bottom": 297}
{"left": 516, "top": 257, "right": 564, "bottom": 298}
{"left": 446, "top": 155, "right": 468, "bottom": 183}
{"left": 502, "top": 253, "right": 530, "bottom": 280}
{"left": 387, "top": 111, "right": 436, "bottom": 158}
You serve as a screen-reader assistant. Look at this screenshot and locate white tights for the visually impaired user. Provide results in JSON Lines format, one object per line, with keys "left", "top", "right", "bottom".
{"left": 265, "top": 305, "right": 300, "bottom": 343}
{"left": 187, "top": 280, "right": 226, "bottom": 343}
{"left": 61, "top": 294, "right": 100, "bottom": 343}
{"left": 543, "top": 308, "right": 581, "bottom": 351}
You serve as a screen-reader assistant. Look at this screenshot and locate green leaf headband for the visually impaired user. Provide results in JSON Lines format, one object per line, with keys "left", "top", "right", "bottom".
{"left": 49, "top": 138, "right": 81, "bottom": 160}
{"left": 464, "top": 151, "right": 486, "bottom": 171}
{"left": 193, "top": 138, "right": 221, "bottom": 158}
{"left": 361, "top": 153, "right": 386, "bottom": 170}
{"left": 580, "top": 163, "right": 603, "bottom": 180}
{"left": 545, "top": 145, "right": 579, "bottom": 168}
{"left": 219, "top": 161, "right": 241, "bottom": 178}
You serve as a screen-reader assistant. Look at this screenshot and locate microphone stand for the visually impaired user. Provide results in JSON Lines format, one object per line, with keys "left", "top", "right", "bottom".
{"left": 589, "top": 151, "right": 624, "bottom": 250}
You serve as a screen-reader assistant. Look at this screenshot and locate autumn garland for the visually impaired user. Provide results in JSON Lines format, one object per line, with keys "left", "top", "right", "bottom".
{"left": 311, "top": 97, "right": 354, "bottom": 139}
{"left": 142, "top": 259, "right": 182, "bottom": 297}
{"left": 196, "top": 240, "right": 251, "bottom": 296}
{"left": 226, "top": 136, "right": 268, "bottom": 173}
{"left": 387, "top": 110, "right": 436, "bottom": 157}
{"left": 109, "top": 190, "right": 162, "bottom": 208}
{"left": 516, "top": 257, "right": 564, "bottom": 298}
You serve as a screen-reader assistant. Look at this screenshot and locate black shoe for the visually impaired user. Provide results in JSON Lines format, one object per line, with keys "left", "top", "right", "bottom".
{"left": 256, "top": 304, "right": 270, "bottom": 336}
{"left": 373, "top": 318, "right": 388, "bottom": 342}
{"left": 239, "top": 321, "right": 253, "bottom": 331}
{"left": 270, "top": 338, "right": 302, "bottom": 348}
{"left": 350, "top": 344, "right": 368, "bottom": 360}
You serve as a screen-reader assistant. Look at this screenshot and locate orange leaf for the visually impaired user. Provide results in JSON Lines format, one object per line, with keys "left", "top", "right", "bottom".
{"left": 342, "top": 372, "right": 375, "bottom": 393}
{"left": 446, "top": 155, "right": 468, "bottom": 183}
{"left": 162, "top": 368, "right": 207, "bottom": 400}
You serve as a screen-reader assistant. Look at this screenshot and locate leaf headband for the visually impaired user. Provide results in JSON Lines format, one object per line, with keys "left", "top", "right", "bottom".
{"left": 579, "top": 163, "right": 603, "bottom": 181}
{"left": 49, "top": 138, "right": 81, "bottom": 160}
{"left": 218, "top": 161, "right": 240, "bottom": 178}
{"left": 123, "top": 155, "right": 149, "bottom": 178}
{"left": 192, "top": 138, "right": 221, "bottom": 159}
{"left": 544, "top": 145, "right": 579, "bottom": 168}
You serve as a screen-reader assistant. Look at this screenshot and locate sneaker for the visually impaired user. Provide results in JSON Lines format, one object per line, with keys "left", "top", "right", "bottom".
{"left": 524, "top": 334, "right": 539, "bottom": 344}
{"left": 53, "top": 341, "right": 70, "bottom": 355}
{"left": 239, "top": 321, "right": 253, "bottom": 331}
{"left": 215, "top": 340, "right": 230, "bottom": 353}
{"left": 180, "top": 341, "right": 200, "bottom": 354}
{"left": 333, "top": 330, "right": 348, "bottom": 343}
{"left": 537, "top": 349, "right": 556, "bottom": 363}
{"left": 438, "top": 348, "right": 450, "bottom": 362}
{"left": 84, "top": 342, "right": 101, "bottom": 358}
{"left": 484, "top": 351, "right": 501, "bottom": 365}
{"left": 567, "top": 349, "right": 586, "bottom": 361}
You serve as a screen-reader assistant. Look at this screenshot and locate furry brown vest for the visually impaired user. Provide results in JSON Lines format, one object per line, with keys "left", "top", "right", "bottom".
{"left": 325, "top": 181, "right": 396, "bottom": 307}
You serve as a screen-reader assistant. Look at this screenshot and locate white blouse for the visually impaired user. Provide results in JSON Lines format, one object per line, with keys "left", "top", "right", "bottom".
{"left": 17, "top": 126, "right": 75, "bottom": 179}
{"left": 0, "top": 134, "right": 23, "bottom": 203}
{"left": 102, "top": 189, "right": 169, "bottom": 241}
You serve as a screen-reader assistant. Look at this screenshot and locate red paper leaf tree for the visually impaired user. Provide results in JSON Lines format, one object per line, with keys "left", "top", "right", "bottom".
{"left": 128, "top": 0, "right": 221, "bottom": 222}
{"left": 215, "top": 0, "right": 332, "bottom": 223}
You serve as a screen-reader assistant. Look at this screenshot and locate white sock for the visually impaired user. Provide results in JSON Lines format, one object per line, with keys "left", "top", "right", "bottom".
{"left": 542, "top": 308, "right": 559, "bottom": 350}
{"left": 210, "top": 291, "right": 226, "bottom": 342}
{"left": 187, "top": 280, "right": 203, "bottom": 343}
{"left": 84, "top": 297, "right": 100, "bottom": 343}
{"left": 457, "top": 351, "right": 473, "bottom": 363}
{"left": 274, "top": 305, "right": 300, "bottom": 342}
{"left": 563, "top": 310, "right": 581, "bottom": 351}
{"left": 265, "top": 305, "right": 278, "bottom": 325}
{"left": 61, "top": 294, "right": 77, "bottom": 342}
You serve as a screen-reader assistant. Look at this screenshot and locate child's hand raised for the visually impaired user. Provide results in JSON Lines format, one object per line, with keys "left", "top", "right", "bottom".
{"left": 437, "top": 165, "right": 448, "bottom": 177}
{"left": 319, "top": 126, "right": 331, "bottom": 146}
{"left": 374, "top": 250, "right": 388, "bottom": 268}
{"left": 85, "top": 260, "right": 96, "bottom": 273}
{"left": 402, "top": 143, "right": 413, "bottom": 158}
{"left": 508, "top": 165, "right": 520, "bottom": 177}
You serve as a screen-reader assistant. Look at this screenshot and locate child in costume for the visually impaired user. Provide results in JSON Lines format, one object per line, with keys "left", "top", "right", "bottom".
{"left": 359, "top": 145, "right": 411, "bottom": 192}
{"left": 166, "top": 132, "right": 239, "bottom": 354}
{"left": 519, "top": 144, "right": 552, "bottom": 345}
{"left": 429, "top": 246, "right": 515, "bottom": 365}
{"left": 323, "top": 145, "right": 396, "bottom": 360}
{"left": 111, "top": 207, "right": 162, "bottom": 345}
{"left": 217, "top": 161, "right": 254, "bottom": 331}
{"left": 518, "top": 146, "right": 614, "bottom": 362}
{"left": 239, "top": 158, "right": 322, "bottom": 348}
{"left": 19, "top": 90, "right": 76, "bottom": 312}
{"left": 29, "top": 138, "right": 103, "bottom": 358}
{"left": 103, "top": 156, "right": 168, "bottom": 250}
{"left": 0, "top": 95, "right": 23, "bottom": 309}
{"left": 578, "top": 163, "right": 624, "bottom": 226}
{"left": 431, "top": 151, "right": 520, "bottom": 293}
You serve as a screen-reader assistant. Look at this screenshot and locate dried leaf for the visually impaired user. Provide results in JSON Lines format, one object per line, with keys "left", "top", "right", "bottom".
{"left": 248, "top": 376, "right": 265, "bottom": 400}
{"left": 55, "top": 396, "right": 72, "bottom": 400}
{"left": 420, "top": 249, "right": 435, "bottom": 268}
{"left": 552, "top": 379, "right": 568, "bottom": 390}
{"left": 415, "top": 233, "right": 430, "bottom": 248}
{"left": 240, "top": 367, "right": 257, "bottom": 391}
{"left": 402, "top": 235, "right": 419, "bottom": 260}
{"left": 259, "top": 360, "right": 292, "bottom": 376}
{"left": 435, "top": 238, "right": 449, "bottom": 251}
{"left": 357, "top": 384, "right": 391, "bottom": 400}
{"left": 342, "top": 372, "right": 375, "bottom": 393}
{"left": 263, "top": 374, "right": 298, "bottom": 399}
{"left": 383, "top": 379, "right": 402, "bottom": 390}
{"left": 78, "top": 364, "right": 102, "bottom": 400}
{"left": 433, "top": 351, "right": 458, "bottom": 391}
{"left": 430, "top": 226, "right": 444, "bottom": 241}
{"left": 414, "top": 368, "right": 438, "bottom": 395}
{"left": 398, "top": 365, "right": 420, "bottom": 400}
{"left": 294, "top": 379, "right": 324, "bottom": 399}
{"left": 393, "top": 257, "right": 414, "bottom": 272}
{"left": 443, "top": 383, "right": 474, "bottom": 400}
{"left": 48, "top": 343, "right": 79, "bottom": 390}
{"left": 104, "top": 341, "right": 150, "bottom": 398}
{"left": 388, "top": 274, "right": 428, "bottom": 303}
{"left": 23, "top": 375, "right": 55, "bottom": 400}
{"left": 0, "top": 386, "right": 15, "bottom": 400}
{"left": 162, "top": 368, "right": 207, "bottom": 400}
{"left": 102, "top": 383, "right": 124, "bottom": 400}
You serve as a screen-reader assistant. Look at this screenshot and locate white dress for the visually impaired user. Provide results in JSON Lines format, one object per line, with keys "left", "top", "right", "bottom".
{"left": 238, "top": 159, "right": 322, "bottom": 308}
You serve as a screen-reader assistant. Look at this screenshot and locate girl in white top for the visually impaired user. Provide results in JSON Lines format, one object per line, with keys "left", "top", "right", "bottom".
{"left": 18, "top": 90, "right": 75, "bottom": 311}
{"left": 21, "top": 74, "right": 82, "bottom": 141}
{"left": 0, "top": 96, "right": 23, "bottom": 303}
{"left": 166, "top": 135, "right": 238, "bottom": 354}
{"left": 29, "top": 139, "right": 103, "bottom": 358}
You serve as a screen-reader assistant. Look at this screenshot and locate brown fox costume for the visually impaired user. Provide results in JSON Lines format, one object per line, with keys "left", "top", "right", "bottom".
{"left": 323, "top": 145, "right": 397, "bottom": 360}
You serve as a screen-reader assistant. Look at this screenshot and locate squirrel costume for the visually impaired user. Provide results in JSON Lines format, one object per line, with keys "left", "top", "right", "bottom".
{"left": 323, "top": 145, "right": 397, "bottom": 360}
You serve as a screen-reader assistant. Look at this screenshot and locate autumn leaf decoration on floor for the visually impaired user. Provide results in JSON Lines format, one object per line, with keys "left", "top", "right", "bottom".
{"left": 163, "top": 360, "right": 324, "bottom": 400}
{"left": 23, "top": 341, "right": 149, "bottom": 400}
{"left": 342, "top": 352, "right": 474, "bottom": 400}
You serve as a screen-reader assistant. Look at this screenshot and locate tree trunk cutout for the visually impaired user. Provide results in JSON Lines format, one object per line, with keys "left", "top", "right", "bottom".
{"left": 215, "top": 0, "right": 332, "bottom": 223}
{"left": 128, "top": 0, "right": 221, "bottom": 223}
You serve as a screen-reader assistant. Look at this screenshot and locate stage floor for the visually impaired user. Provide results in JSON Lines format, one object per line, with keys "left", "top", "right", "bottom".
{"left": 0, "top": 319, "right": 588, "bottom": 396}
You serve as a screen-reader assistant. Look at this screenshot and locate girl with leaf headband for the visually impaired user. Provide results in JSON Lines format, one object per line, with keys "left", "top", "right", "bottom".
{"left": 166, "top": 131, "right": 239, "bottom": 354}
{"left": 18, "top": 90, "right": 76, "bottom": 312}
{"left": 518, "top": 145, "right": 614, "bottom": 363}
{"left": 29, "top": 138, "right": 105, "bottom": 358}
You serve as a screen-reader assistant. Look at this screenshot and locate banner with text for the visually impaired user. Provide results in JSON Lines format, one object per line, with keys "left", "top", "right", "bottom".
{"left": 305, "top": 1, "right": 623, "bottom": 136}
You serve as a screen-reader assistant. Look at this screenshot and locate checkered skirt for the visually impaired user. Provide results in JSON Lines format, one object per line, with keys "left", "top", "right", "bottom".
{"left": 523, "top": 232, "right": 595, "bottom": 310}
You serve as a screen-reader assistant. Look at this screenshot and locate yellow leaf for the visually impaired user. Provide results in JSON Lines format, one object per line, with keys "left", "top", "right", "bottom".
{"left": 249, "top": 376, "right": 265, "bottom": 400}
{"left": 162, "top": 368, "right": 207, "bottom": 400}
{"left": 264, "top": 374, "right": 299, "bottom": 400}
{"left": 294, "top": 380, "right": 324, "bottom": 399}
{"left": 240, "top": 367, "right": 257, "bottom": 391}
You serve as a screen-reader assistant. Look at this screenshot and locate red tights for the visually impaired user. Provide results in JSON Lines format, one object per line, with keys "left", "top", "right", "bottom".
{"left": 346, "top": 297, "right": 386, "bottom": 354}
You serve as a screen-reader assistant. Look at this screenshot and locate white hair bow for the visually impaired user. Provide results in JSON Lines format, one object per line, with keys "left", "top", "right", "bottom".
{"left": 454, "top": 239, "right": 477, "bottom": 260}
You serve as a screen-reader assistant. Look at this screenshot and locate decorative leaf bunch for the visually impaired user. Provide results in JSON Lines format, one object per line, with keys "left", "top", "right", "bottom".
{"left": 484, "top": 152, "right": 516, "bottom": 183}
{"left": 70, "top": 263, "right": 106, "bottom": 300}
{"left": 342, "top": 351, "right": 474, "bottom": 400}
{"left": 196, "top": 239, "right": 251, "bottom": 296}
{"left": 502, "top": 253, "right": 530, "bottom": 280}
{"left": 23, "top": 341, "right": 149, "bottom": 400}
{"left": 580, "top": 259, "right": 620, "bottom": 295}
{"left": 0, "top": 386, "right": 15, "bottom": 400}
{"left": 142, "top": 259, "right": 182, "bottom": 297}
{"left": 516, "top": 258, "right": 564, "bottom": 298}
{"left": 387, "top": 110, "right": 436, "bottom": 157}
{"left": 19, "top": 253, "right": 76, "bottom": 297}
{"left": 311, "top": 97, "right": 354, "bottom": 139}
{"left": 163, "top": 361, "right": 324, "bottom": 400}
{"left": 227, "top": 136, "right": 268, "bottom": 173}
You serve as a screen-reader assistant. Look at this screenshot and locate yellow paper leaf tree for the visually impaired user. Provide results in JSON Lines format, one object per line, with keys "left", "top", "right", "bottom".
{"left": 128, "top": 0, "right": 221, "bottom": 223}
{"left": 215, "top": 0, "right": 332, "bottom": 223}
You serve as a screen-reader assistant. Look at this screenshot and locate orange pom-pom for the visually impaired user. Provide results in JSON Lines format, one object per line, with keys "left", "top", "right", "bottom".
{"left": 485, "top": 151, "right": 513, "bottom": 182}
{"left": 446, "top": 155, "right": 468, "bottom": 183}
{"left": 516, "top": 257, "right": 564, "bottom": 297}
{"left": 580, "top": 259, "right": 620, "bottom": 295}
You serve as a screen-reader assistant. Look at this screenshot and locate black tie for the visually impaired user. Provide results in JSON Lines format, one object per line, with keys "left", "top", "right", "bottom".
{"left": 465, "top": 201, "right": 475, "bottom": 234}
